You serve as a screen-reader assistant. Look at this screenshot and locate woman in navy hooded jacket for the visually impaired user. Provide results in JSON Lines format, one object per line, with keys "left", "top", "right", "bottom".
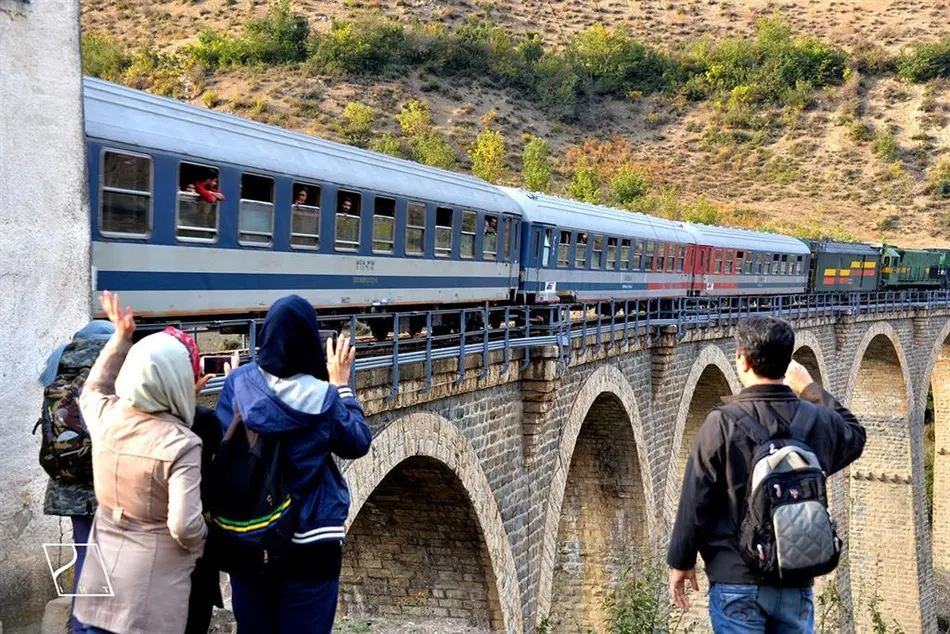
{"left": 215, "top": 295, "right": 372, "bottom": 633}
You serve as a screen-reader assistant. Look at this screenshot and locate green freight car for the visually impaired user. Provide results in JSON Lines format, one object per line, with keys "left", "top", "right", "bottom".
{"left": 804, "top": 240, "right": 881, "bottom": 292}
{"left": 881, "top": 247, "right": 947, "bottom": 289}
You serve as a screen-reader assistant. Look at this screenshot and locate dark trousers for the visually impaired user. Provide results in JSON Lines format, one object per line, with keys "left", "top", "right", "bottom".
{"left": 185, "top": 558, "right": 223, "bottom": 634}
{"left": 229, "top": 542, "right": 343, "bottom": 634}
{"left": 70, "top": 516, "right": 94, "bottom": 634}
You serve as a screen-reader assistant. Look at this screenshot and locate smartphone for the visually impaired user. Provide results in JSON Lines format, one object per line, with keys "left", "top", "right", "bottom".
{"left": 201, "top": 355, "right": 233, "bottom": 375}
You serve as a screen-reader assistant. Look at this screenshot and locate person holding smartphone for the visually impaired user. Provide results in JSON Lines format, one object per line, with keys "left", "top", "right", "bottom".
{"left": 215, "top": 294, "right": 372, "bottom": 634}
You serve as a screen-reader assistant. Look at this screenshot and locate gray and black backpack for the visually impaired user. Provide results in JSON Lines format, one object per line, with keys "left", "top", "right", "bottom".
{"left": 724, "top": 401, "right": 842, "bottom": 583}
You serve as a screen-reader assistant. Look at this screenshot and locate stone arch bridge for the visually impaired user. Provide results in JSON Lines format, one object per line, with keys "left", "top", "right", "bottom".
{"left": 335, "top": 306, "right": 950, "bottom": 634}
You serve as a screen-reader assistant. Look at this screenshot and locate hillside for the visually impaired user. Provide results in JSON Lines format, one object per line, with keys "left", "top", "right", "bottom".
{"left": 80, "top": 0, "right": 950, "bottom": 247}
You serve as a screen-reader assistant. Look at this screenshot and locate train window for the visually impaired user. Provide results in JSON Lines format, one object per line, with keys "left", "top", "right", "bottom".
{"left": 759, "top": 253, "right": 767, "bottom": 275}
{"left": 772, "top": 254, "right": 781, "bottom": 275}
{"left": 460, "top": 211, "right": 477, "bottom": 259}
{"left": 644, "top": 241, "right": 655, "bottom": 271}
{"left": 676, "top": 245, "right": 686, "bottom": 273}
{"left": 575, "top": 233, "right": 589, "bottom": 269}
{"left": 634, "top": 240, "right": 644, "bottom": 271}
{"left": 666, "top": 244, "right": 676, "bottom": 273}
{"left": 435, "top": 207, "right": 454, "bottom": 257}
{"left": 657, "top": 243, "right": 666, "bottom": 271}
{"left": 558, "top": 231, "right": 571, "bottom": 268}
{"left": 744, "top": 252, "right": 754, "bottom": 275}
{"left": 592, "top": 235, "right": 604, "bottom": 269}
{"left": 335, "top": 191, "right": 361, "bottom": 251}
{"left": 238, "top": 174, "right": 274, "bottom": 246}
{"left": 101, "top": 150, "right": 151, "bottom": 237}
{"left": 176, "top": 162, "right": 220, "bottom": 242}
{"left": 780, "top": 254, "right": 789, "bottom": 275}
{"left": 713, "top": 249, "right": 722, "bottom": 274}
{"left": 725, "top": 251, "right": 734, "bottom": 275}
{"left": 483, "top": 215, "right": 498, "bottom": 260}
{"left": 621, "top": 239, "right": 632, "bottom": 270}
{"left": 291, "top": 183, "right": 320, "bottom": 250}
{"left": 406, "top": 202, "right": 426, "bottom": 255}
{"left": 795, "top": 255, "right": 804, "bottom": 275}
{"left": 734, "top": 251, "right": 745, "bottom": 275}
{"left": 606, "top": 238, "right": 618, "bottom": 270}
{"left": 373, "top": 197, "right": 396, "bottom": 254}
{"left": 503, "top": 217, "right": 514, "bottom": 262}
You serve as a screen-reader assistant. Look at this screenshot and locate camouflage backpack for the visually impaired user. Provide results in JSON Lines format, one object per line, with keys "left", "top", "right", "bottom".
{"left": 33, "top": 338, "right": 107, "bottom": 482}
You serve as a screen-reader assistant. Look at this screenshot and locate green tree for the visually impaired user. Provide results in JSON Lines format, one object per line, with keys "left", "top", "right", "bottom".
{"left": 82, "top": 34, "right": 131, "bottom": 81}
{"left": 611, "top": 167, "right": 649, "bottom": 205}
{"left": 410, "top": 132, "right": 456, "bottom": 170}
{"left": 340, "top": 101, "right": 375, "bottom": 148}
{"left": 370, "top": 132, "right": 402, "bottom": 157}
{"left": 396, "top": 100, "right": 432, "bottom": 136}
{"left": 568, "top": 161, "right": 601, "bottom": 203}
{"left": 470, "top": 128, "right": 506, "bottom": 183}
{"left": 682, "top": 196, "right": 721, "bottom": 225}
{"left": 521, "top": 136, "right": 552, "bottom": 192}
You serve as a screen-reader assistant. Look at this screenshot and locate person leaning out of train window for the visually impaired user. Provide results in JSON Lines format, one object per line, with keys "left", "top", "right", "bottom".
{"left": 295, "top": 187, "right": 309, "bottom": 206}
{"left": 215, "top": 294, "right": 372, "bottom": 634}
{"left": 339, "top": 195, "right": 354, "bottom": 215}
{"left": 73, "top": 291, "right": 208, "bottom": 634}
{"left": 194, "top": 171, "right": 225, "bottom": 204}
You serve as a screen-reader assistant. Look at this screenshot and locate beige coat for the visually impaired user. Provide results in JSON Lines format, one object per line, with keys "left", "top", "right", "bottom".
{"left": 73, "top": 334, "right": 207, "bottom": 634}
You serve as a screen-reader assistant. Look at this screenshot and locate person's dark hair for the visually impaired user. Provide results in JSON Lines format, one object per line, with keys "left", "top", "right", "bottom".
{"left": 735, "top": 316, "right": 794, "bottom": 380}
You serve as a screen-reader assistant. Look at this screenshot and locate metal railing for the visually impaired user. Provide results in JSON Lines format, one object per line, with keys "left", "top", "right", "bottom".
{"left": 178, "top": 289, "right": 950, "bottom": 398}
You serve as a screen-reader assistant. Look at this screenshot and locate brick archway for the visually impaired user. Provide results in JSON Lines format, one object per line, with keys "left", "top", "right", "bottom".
{"left": 665, "top": 344, "right": 741, "bottom": 522}
{"left": 845, "top": 322, "right": 928, "bottom": 633}
{"left": 535, "top": 364, "right": 654, "bottom": 628}
{"left": 340, "top": 413, "right": 523, "bottom": 634}
{"left": 793, "top": 330, "right": 829, "bottom": 388}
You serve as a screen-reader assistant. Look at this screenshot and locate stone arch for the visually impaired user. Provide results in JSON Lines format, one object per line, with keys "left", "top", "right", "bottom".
{"left": 536, "top": 364, "right": 654, "bottom": 629}
{"left": 793, "top": 330, "right": 828, "bottom": 388}
{"left": 340, "top": 413, "right": 522, "bottom": 634}
{"left": 665, "top": 344, "right": 742, "bottom": 520}
{"left": 845, "top": 322, "right": 924, "bottom": 633}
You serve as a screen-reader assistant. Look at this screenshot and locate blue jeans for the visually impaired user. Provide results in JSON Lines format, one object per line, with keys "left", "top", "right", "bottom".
{"left": 70, "top": 516, "right": 94, "bottom": 634}
{"left": 709, "top": 583, "right": 814, "bottom": 633}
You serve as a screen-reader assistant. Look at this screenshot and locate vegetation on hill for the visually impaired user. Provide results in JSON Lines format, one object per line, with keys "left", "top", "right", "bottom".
{"left": 80, "top": 0, "right": 950, "bottom": 246}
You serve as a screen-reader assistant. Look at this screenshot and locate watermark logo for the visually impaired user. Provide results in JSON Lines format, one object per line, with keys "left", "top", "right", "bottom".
{"left": 42, "top": 543, "right": 114, "bottom": 597}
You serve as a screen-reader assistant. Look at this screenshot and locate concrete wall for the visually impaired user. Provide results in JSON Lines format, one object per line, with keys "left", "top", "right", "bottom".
{"left": 0, "top": 0, "right": 89, "bottom": 628}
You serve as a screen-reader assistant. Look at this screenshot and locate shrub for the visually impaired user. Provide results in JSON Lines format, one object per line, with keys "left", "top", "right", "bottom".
{"left": 396, "top": 99, "right": 432, "bottom": 136}
{"left": 370, "top": 132, "right": 402, "bottom": 157}
{"left": 611, "top": 167, "right": 649, "bottom": 205}
{"left": 568, "top": 161, "right": 602, "bottom": 203}
{"left": 409, "top": 132, "right": 456, "bottom": 170}
{"left": 898, "top": 38, "right": 950, "bottom": 83}
{"left": 926, "top": 157, "right": 950, "bottom": 198}
{"left": 186, "top": 1, "right": 309, "bottom": 68}
{"left": 522, "top": 136, "right": 552, "bottom": 193}
{"left": 682, "top": 196, "right": 720, "bottom": 225}
{"left": 847, "top": 119, "right": 875, "bottom": 144}
{"left": 82, "top": 34, "right": 131, "bottom": 81}
{"left": 310, "top": 15, "right": 405, "bottom": 75}
{"left": 603, "top": 547, "right": 691, "bottom": 633}
{"left": 873, "top": 127, "right": 898, "bottom": 161}
{"left": 340, "top": 101, "right": 376, "bottom": 147}
{"left": 565, "top": 23, "right": 675, "bottom": 97}
{"left": 470, "top": 128, "right": 506, "bottom": 183}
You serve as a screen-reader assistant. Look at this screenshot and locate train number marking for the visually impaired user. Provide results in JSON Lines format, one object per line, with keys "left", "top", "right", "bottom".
{"left": 355, "top": 260, "right": 376, "bottom": 272}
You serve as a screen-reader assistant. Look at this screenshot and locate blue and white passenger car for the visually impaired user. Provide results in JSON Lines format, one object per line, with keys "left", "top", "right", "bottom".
{"left": 85, "top": 78, "right": 523, "bottom": 330}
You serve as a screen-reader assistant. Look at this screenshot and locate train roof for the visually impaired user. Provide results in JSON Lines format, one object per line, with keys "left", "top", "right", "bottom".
{"left": 82, "top": 77, "right": 521, "bottom": 216}
{"left": 810, "top": 240, "right": 880, "bottom": 256}
{"left": 500, "top": 188, "right": 695, "bottom": 243}
{"left": 682, "top": 223, "right": 812, "bottom": 255}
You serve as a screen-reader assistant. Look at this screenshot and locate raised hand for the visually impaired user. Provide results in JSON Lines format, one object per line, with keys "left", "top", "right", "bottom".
{"left": 784, "top": 360, "right": 815, "bottom": 395}
{"left": 99, "top": 290, "right": 135, "bottom": 339}
{"left": 326, "top": 333, "right": 355, "bottom": 387}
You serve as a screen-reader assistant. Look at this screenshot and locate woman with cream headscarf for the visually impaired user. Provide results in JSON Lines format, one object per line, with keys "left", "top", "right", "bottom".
{"left": 74, "top": 291, "right": 210, "bottom": 634}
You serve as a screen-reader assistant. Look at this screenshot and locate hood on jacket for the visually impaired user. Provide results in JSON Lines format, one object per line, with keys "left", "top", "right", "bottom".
{"left": 256, "top": 295, "right": 329, "bottom": 381}
{"left": 228, "top": 364, "right": 334, "bottom": 434}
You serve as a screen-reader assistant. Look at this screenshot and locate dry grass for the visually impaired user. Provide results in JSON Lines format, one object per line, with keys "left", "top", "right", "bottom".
{"left": 81, "top": 0, "right": 950, "bottom": 246}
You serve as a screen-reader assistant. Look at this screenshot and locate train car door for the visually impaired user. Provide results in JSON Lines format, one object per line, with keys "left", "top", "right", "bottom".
{"left": 530, "top": 223, "right": 556, "bottom": 301}
{"left": 694, "top": 245, "right": 712, "bottom": 292}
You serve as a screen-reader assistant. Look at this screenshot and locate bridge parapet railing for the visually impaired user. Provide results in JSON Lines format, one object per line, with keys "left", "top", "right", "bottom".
{"left": 134, "top": 289, "right": 950, "bottom": 399}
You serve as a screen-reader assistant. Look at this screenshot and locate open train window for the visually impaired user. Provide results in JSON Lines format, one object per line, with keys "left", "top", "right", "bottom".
{"left": 558, "top": 231, "right": 571, "bottom": 268}
{"left": 100, "top": 150, "right": 151, "bottom": 238}
{"left": 460, "top": 211, "right": 477, "bottom": 259}
{"left": 734, "top": 251, "right": 745, "bottom": 275}
{"left": 795, "top": 255, "right": 804, "bottom": 275}
{"left": 676, "top": 245, "right": 686, "bottom": 273}
{"left": 772, "top": 254, "right": 781, "bottom": 275}
{"left": 291, "top": 182, "right": 321, "bottom": 250}
{"left": 176, "top": 162, "right": 220, "bottom": 242}
{"left": 606, "top": 237, "right": 618, "bottom": 270}
{"left": 780, "top": 255, "right": 789, "bottom": 275}
{"left": 592, "top": 235, "right": 604, "bottom": 270}
{"left": 503, "top": 217, "right": 514, "bottom": 262}
{"left": 484, "top": 215, "right": 498, "bottom": 260}
{"left": 713, "top": 249, "right": 722, "bottom": 274}
{"left": 644, "top": 241, "right": 655, "bottom": 271}
{"left": 373, "top": 197, "right": 396, "bottom": 254}
{"left": 621, "top": 239, "right": 632, "bottom": 270}
{"left": 435, "top": 207, "right": 454, "bottom": 257}
{"left": 406, "top": 202, "right": 426, "bottom": 255}
{"left": 725, "top": 251, "right": 734, "bottom": 275}
{"left": 575, "top": 233, "right": 589, "bottom": 269}
{"left": 634, "top": 240, "right": 644, "bottom": 271}
{"left": 666, "top": 244, "right": 676, "bottom": 273}
{"left": 335, "top": 191, "right": 361, "bottom": 251}
{"left": 657, "top": 243, "right": 667, "bottom": 271}
{"left": 238, "top": 174, "right": 274, "bottom": 246}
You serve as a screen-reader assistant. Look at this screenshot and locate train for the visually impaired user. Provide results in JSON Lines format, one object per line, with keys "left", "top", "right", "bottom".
{"left": 84, "top": 77, "right": 950, "bottom": 337}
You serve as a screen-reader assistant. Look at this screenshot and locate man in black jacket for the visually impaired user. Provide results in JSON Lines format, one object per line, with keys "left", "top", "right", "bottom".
{"left": 667, "top": 316, "right": 866, "bottom": 632}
